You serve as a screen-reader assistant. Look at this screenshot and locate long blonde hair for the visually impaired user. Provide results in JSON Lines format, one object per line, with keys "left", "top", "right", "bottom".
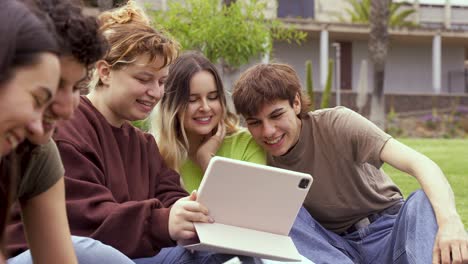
{"left": 88, "top": 0, "right": 179, "bottom": 90}
{"left": 150, "top": 52, "right": 239, "bottom": 171}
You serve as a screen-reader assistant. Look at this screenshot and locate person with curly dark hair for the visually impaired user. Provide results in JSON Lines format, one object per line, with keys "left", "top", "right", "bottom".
{"left": 3, "top": 0, "right": 110, "bottom": 263}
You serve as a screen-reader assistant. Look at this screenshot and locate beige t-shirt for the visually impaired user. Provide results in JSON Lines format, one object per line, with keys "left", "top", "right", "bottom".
{"left": 268, "top": 107, "right": 402, "bottom": 234}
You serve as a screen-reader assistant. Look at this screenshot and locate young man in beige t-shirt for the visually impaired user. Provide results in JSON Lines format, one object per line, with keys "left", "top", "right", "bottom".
{"left": 232, "top": 63, "right": 468, "bottom": 264}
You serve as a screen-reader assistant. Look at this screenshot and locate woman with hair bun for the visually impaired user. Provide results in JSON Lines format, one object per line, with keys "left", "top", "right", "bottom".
{"left": 48, "top": 1, "right": 211, "bottom": 263}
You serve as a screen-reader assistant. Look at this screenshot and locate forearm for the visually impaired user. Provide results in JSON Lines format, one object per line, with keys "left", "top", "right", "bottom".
{"left": 195, "top": 152, "right": 214, "bottom": 172}
{"left": 407, "top": 157, "right": 459, "bottom": 225}
{"left": 21, "top": 178, "right": 78, "bottom": 264}
{"left": 66, "top": 190, "right": 175, "bottom": 258}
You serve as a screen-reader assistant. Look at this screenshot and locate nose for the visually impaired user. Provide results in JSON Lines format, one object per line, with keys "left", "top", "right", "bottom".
{"left": 262, "top": 121, "right": 276, "bottom": 137}
{"left": 26, "top": 118, "right": 44, "bottom": 136}
{"left": 199, "top": 98, "right": 211, "bottom": 112}
{"left": 51, "top": 91, "right": 75, "bottom": 120}
{"left": 147, "top": 82, "right": 164, "bottom": 101}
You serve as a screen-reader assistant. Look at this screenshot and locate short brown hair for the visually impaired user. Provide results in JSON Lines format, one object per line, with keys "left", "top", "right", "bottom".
{"left": 232, "top": 63, "right": 310, "bottom": 117}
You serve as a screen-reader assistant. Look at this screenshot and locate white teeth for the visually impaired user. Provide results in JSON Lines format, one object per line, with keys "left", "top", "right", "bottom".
{"left": 266, "top": 136, "right": 282, "bottom": 145}
{"left": 195, "top": 117, "right": 210, "bottom": 122}
{"left": 6, "top": 133, "right": 18, "bottom": 149}
{"left": 137, "top": 100, "right": 153, "bottom": 107}
{"left": 43, "top": 117, "right": 54, "bottom": 124}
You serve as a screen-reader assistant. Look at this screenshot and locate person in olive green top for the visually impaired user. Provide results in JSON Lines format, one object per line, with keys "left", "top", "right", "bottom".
{"left": 150, "top": 52, "right": 265, "bottom": 192}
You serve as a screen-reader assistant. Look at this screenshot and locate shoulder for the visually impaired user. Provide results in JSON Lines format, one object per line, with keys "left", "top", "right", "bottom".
{"left": 18, "top": 140, "right": 64, "bottom": 200}
{"left": 32, "top": 139, "right": 60, "bottom": 158}
{"left": 308, "top": 106, "right": 366, "bottom": 129}
{"left": 125, "top": 124, "right": 157, "bottom": 146}
{"left": 309, "top": 106, "right": 355, "bottom": 120}
{"left": 224, "top": 128, "right": 255, "bottom": 146}
{"left": 21, "top": 140, "right": 62, "bottom": 169}
{"left": 54, "top": 97, "right": 96, "bottom": 144}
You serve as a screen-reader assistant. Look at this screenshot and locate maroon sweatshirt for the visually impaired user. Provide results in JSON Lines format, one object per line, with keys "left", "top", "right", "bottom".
{"left": 7, "top": 96, "right": 188, "bottom": 258}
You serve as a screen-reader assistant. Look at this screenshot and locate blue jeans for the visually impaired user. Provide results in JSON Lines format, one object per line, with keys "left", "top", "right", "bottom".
{"left": 134, "top": 248, "right": 313, "bottom": 264}
{"left": 8, "top": 236, "right": 133, "bottom": 264}
{"left": 290, "top": 190, "right": 438, "bottom": 264}
{"left": 9, "top": 236, "right": 314, "bottom": 264}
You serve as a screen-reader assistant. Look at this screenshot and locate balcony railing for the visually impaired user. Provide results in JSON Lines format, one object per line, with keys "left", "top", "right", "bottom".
{"left": 277, "top": 0, "right": 314, "bottom": 19}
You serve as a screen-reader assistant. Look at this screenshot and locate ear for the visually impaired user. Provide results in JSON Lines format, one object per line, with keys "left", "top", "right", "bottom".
{"left": 95, "top": 60, "right": 112, "bottom": 85}
{"left": 293, "top": 93, "right": 302, "bottom": 115}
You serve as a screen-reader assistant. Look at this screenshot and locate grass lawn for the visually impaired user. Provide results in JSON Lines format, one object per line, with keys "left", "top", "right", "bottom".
{"left": 383, "top": 138, "right": 468, "bottom": 227}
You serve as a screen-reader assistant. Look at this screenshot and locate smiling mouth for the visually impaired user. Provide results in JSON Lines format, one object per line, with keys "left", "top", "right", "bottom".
{"left": 136, "top": 99, "right": 155, "bottom": 107}
{"left": 5, "top": 132, "right": 22, "bottom": 149}
{"left": 265, "top": 134, "right": 284, "bottom": 145}
{"left": 194, "top": 116, "right": 211, "bottom": 122}
{"left": 43, "top": 116, "right": 56, "bottom": 128}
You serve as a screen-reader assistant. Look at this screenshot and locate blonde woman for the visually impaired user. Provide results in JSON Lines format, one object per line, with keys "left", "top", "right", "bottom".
{"left": 151, "top": 52, "right": 266, "bottom": 192}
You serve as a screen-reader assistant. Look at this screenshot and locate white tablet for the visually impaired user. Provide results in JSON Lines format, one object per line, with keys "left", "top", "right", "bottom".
{"left": 184, "top": 156, "right": 312, "bottom": 262}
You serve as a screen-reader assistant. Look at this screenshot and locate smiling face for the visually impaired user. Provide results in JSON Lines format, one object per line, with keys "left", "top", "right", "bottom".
{"left": 27, "top": 56, "right": 86, "bottom": 145}
{"left": 96, "top": 54, "right": 168, "bottom": 127}
{"left": 181, "top": 70, "right": 222, "bottom": 139}
{"left": 0, "top": 52, "right": 60, "bottom": 155}
{"left": 245, "top": 97, "right": 302, "bottom": 157}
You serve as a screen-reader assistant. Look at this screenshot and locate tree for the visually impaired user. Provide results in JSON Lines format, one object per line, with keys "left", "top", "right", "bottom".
{"left": 343, "top": 0, "right": 416, "bottom": 27}
{"left": 151, "top": 0, "right": 306, "bottom": 88}
{"left": 369, "top": 0, "right": 391, "bottom": 129}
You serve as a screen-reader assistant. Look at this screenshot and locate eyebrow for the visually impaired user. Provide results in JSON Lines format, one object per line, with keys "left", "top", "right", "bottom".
{"left": 245, "top": 114, "right": 260, "bottom": 121}
{"left": 136, "top": 71, "right": 154, "bottom": 77}
{"left": 245, "top": 107, "right": 284, "bottom": 121}
{"left": 269, "top": 108, "right": 284, "bottom": 116}
{"left": 190, "top": 90, "right": 218, "bottom": 96}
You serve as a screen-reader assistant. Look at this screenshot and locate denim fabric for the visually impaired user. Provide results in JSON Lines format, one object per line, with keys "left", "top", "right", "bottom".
{"left": 290, "top": 190, "right": 437, "bottom": 264}
{"left": 8, "top": 236, "right": 134, "bottom": 264}
{"left": 133, "top": 247, "right": 315, "bottom": 264}
{"left": 9, "top": 236, "right": 315, "bottom": 264}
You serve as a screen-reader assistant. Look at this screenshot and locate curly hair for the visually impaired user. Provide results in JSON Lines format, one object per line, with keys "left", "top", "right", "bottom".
{"left": 23, "top": 0, "right": 107, "bottom": 68}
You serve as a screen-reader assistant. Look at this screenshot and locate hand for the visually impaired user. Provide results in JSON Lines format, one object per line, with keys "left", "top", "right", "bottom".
{"left": 432, "top": 217, "right": 468, "bottom": 264}
{"left": 168, "top": 191, "right": 213, "bottom": 241}
{"left": 195, "top": 122, "right": 226, "bottom": 171}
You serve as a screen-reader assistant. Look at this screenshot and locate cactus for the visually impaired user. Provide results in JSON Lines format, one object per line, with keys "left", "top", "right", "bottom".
{"left": 305, "top": 60, "right": 315, "bottom": 111}
{"left": 320, "top": 59, "right": 334, "bottom": 109}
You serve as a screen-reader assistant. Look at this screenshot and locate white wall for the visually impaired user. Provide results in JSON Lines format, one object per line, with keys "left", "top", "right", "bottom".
{"left": 271, "top": 38, "right": 466, "bottom": 94}
{"left": 272, "top": 39, "right": 322, "bottom": 91}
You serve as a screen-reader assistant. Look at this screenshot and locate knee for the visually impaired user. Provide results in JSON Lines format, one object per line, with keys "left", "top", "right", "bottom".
{"left": 402, "top": 190, "right": 436, "bottom": 221}
{"left": 72, "top": 236, "right": 132, "bottom": 263}
{"left": 406, "top": 189, "right": 431, "bottom": 208}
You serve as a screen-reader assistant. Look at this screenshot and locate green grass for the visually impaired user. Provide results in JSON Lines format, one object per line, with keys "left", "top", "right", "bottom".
{"left": 383, "top": 139, "right": 468, "bottom": 227}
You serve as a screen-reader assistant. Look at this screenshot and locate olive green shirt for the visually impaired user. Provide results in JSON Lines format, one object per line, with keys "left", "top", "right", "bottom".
{"left": 17, "top": 139, "right": 64, "bottom": 201}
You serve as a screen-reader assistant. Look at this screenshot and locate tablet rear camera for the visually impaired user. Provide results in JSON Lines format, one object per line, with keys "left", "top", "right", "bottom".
{"left": 298, "top": 178, "right": 310, "bottom": 189}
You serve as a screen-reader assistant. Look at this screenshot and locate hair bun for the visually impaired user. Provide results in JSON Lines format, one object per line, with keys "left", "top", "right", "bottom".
{"left": 99, "top": 0, "right": 150, "bottom": 29}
